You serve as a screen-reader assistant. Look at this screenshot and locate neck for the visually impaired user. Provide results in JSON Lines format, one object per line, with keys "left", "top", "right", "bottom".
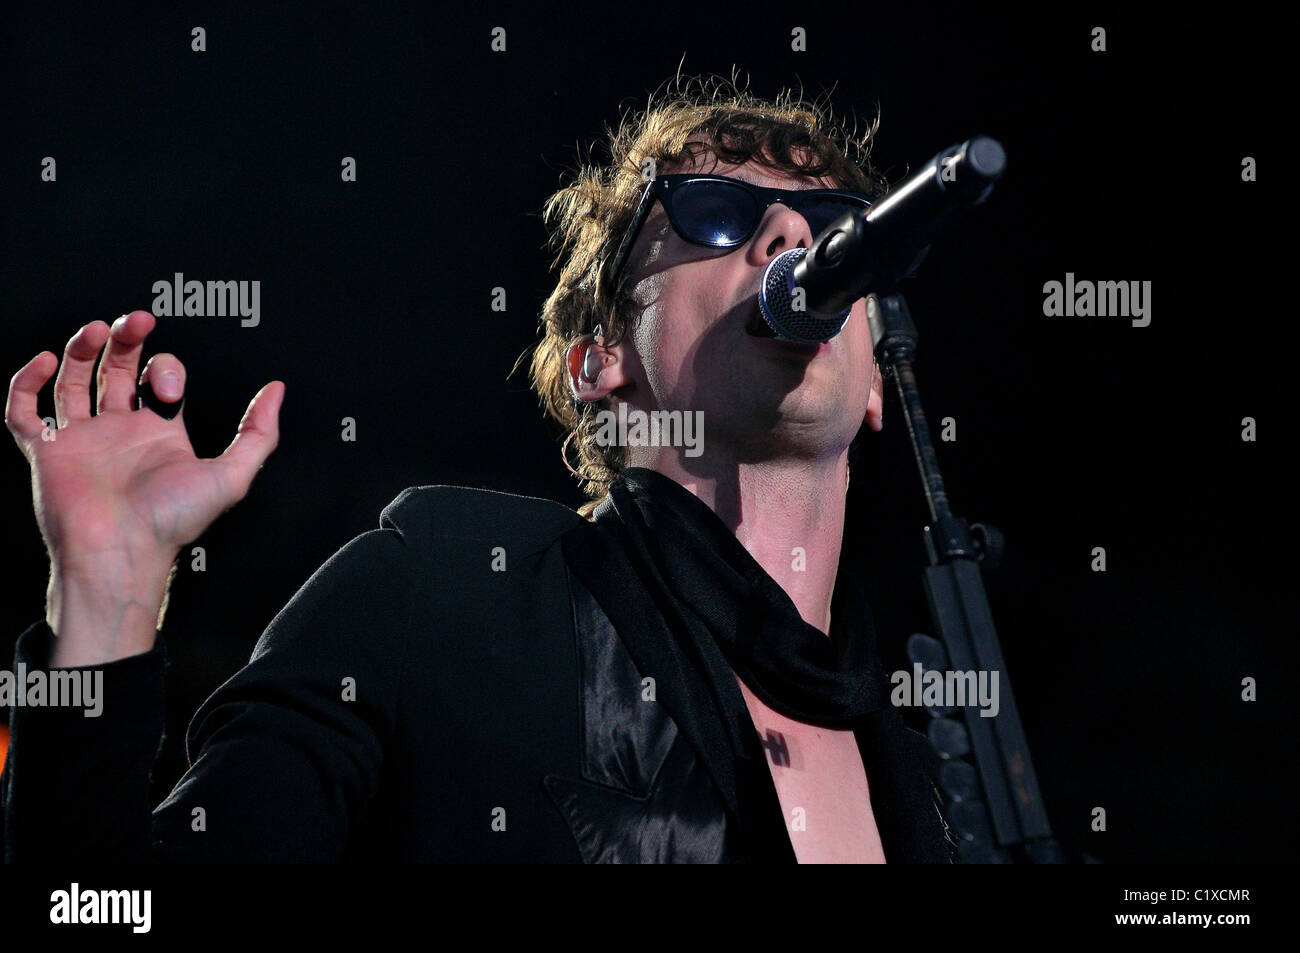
{"left": 629, "top": 448, "right": 850, "bottom": 636}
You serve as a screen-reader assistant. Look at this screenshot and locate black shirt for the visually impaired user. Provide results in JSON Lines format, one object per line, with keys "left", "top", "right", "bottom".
{"left": 2, "top": 479, "right": 953, "bottom": 862}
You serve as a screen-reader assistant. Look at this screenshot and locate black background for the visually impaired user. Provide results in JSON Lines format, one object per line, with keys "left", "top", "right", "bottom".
{"left": 0, "top": 1, "right": 1289, "bottom": 864}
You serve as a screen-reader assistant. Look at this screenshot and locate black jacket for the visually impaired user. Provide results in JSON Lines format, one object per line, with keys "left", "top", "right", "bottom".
{"left": 2, "top": 483, "right": 953, "bottom": 862}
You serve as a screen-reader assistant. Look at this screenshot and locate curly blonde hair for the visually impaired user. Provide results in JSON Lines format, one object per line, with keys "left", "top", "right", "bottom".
{"left": 516, "top": 71, "right": 885, "bottom": 518}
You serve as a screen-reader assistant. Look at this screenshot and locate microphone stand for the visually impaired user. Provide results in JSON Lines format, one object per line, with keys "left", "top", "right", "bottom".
{"left": 868, "top": 292, "right": 1065, "bottom": 864}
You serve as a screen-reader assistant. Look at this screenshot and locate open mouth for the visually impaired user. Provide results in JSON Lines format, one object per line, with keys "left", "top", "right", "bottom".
{"left": 744, "top": 301, "right": 777, "bottom": 337}
{"left": 743, "top": 299, "right": 826, "bottom": 354}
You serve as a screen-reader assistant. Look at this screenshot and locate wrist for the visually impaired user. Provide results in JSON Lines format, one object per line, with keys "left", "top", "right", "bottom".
{"left": 46, "top": 554, "right": 178, "bottom": 666}
{"left": 51, "top": 539, "right": 180, "bottom": 581}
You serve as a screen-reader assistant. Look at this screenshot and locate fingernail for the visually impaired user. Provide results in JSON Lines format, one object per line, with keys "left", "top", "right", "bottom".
{"left": 157, "top": 371, "right": 181, "bottom": 398}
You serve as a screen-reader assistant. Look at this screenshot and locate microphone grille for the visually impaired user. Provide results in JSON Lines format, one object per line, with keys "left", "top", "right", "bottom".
{"left": 758, "top": 248, "right": 851, "bottom": 342}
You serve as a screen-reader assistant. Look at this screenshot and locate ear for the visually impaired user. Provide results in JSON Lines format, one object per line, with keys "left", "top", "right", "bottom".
{"left": 865, "top": 360, "right": 884, "bottom": 432}
{"left": 566, "top": 329, "right": 629, "bottom": 403}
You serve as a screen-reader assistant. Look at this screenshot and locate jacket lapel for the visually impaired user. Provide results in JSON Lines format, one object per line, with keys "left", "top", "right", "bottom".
{"left": 542, "top": 568, "right": 731, "bottom": 862}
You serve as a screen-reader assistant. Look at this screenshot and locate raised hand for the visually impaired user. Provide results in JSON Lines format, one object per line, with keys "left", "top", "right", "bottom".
{"left": 5, "top": 311, "right": 284, "bottom": 665}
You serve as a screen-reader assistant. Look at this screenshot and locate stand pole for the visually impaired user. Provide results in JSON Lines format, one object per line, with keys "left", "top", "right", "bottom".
{"left": 869, "top": 292, "right": 1065, "bottom": 863}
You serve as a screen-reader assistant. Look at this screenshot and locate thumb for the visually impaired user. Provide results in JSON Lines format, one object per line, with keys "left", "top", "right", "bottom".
{"left": 214, "top": 381, "right": 285, "bottom": 501}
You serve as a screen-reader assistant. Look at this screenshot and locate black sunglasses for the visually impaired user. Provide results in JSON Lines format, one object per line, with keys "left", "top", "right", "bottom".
{"left": 606, "top": 173, "right": 873, "bottom": 293}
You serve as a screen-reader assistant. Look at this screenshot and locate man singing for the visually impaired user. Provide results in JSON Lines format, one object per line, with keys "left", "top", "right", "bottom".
{"left": 2, "top": 76, "right": 954, "bottom": 863}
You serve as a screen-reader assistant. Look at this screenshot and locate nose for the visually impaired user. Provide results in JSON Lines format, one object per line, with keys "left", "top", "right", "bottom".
{"left": 746, "top": 203, "right": 814, "bottom": 270}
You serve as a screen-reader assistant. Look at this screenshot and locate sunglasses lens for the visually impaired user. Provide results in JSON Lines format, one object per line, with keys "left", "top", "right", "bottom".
{"left": 797, "top": 196, "right": 870, "bottom": 236}
{"left": 670, "top": 180, "right": 758, "bottom": 245}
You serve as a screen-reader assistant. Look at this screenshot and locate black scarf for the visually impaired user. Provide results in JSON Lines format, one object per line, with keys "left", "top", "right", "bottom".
{"left": 561, "top": 466, "right": 898, "bottom": 862}
{"left": 611, "top": 467, "right": 889, "bottom": 724}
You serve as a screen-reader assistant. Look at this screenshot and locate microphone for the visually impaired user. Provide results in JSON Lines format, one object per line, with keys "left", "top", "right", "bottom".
{"left": 757, "top": 135, "right": 1006, "bottom": 342}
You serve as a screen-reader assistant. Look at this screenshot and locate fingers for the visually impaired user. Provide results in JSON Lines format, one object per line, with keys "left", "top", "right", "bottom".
{"left": 6, "top": 351, "right": 58, "bottom": 445}
{"left": 214, "top": 381, "right": 285, "bottom": 501}
{"left": 11, "top": 313, "right": 163, "bottom": 444}
{"left": 138, "top": 352, "right": 187, "bottom": 414}
{"left": 96, "top": 311, "right": 158, "bottom": 413}
{"left": 53, "top": 321, "right": 110, "bottom": 428}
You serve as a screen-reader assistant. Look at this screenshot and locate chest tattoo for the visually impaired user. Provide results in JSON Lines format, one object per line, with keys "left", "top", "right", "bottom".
{"left": 760, "top": 729, "right": 792, "bottom": 768}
